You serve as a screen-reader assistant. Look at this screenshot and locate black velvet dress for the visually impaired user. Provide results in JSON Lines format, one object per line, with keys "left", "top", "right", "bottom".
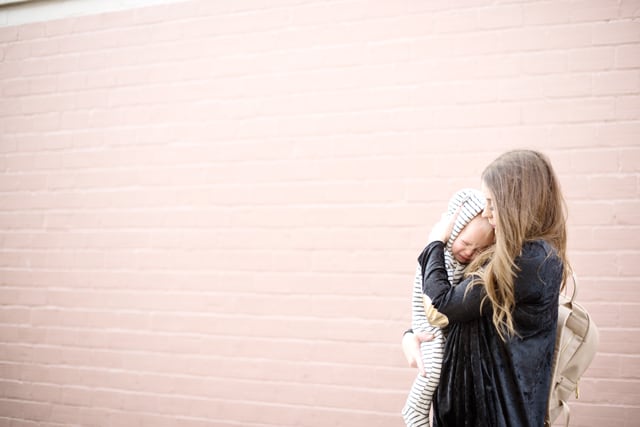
{"left": 418, "top": 240, "right": 562, "bottom": 427}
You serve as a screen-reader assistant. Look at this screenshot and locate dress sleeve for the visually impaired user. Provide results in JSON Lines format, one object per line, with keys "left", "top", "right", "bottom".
{"left": 418, "top": 241, "right": 490, "bottom": 324}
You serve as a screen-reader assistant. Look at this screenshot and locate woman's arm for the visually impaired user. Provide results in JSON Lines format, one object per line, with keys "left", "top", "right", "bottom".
{"left": 401, "top": 329, "right": 434, "bottom": 377}
{"left": 419, "top": 241, "right": 489, "bottom": 324}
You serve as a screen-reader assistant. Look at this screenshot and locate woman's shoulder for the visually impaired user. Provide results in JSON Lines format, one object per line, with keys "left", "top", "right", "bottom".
{"left": 518, "top": 240, "right": 562, "bottom": 271}
{"left": 518, "top": 240, "right": 563, "bottom": 278}
{"left": 521, "top": 239, "right": 558, "bottom": 259}
{"left": 516, "top": 241, "right": 563, "bottom": 300}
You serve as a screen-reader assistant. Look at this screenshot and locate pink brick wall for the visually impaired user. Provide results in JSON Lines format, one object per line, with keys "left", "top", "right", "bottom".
{"left": 0, "top": 1, "right": 638, "bottom": 426}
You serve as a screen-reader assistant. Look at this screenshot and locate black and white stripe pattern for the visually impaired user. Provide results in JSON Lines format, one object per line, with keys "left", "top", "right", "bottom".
{"left": 402, "top": 189, "right": 486, "bottom": 427}
{"left": 444, "top": 188, "right": 486, "bottom": 285}
{"left": 402, "top": 265, "right": 444, "bottom": 427}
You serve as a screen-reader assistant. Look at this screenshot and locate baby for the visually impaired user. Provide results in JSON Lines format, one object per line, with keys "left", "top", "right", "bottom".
{"left": 402, "top": 188, "right": 494, "bottom": 427}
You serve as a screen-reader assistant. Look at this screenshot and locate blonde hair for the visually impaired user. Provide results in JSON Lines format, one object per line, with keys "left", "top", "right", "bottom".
{"left": 467, "top": 150, "right": 570, "bottom": 340}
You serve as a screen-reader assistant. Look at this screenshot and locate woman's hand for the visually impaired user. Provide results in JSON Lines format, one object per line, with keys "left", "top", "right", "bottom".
{"left": 402, "top": 331, "right": 434, "bottom": 376}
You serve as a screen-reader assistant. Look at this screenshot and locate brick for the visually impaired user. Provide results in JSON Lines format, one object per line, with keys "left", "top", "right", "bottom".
{"left": 433, "top": 9, "right": 477, "bottom": 33}
{"left": 502, "top": 25, "right": 592, "bottom": 52}
{"left": 0, "top": 26, "right": 18, "bottom": 42}
{"left": 28, "top": 75, "right": 58, "bottom": 94}
{"left": 134, "top": 1, "right": 197, "bottom": 24}
{"left": 569, "top": 404, "right": 640, "bottom": 427}
{"left": 77, "top": 406, "right": 114, "bottom": 427}
{"left": 568, "top": 277, "right": 635, "bottom": 303}
{"left": 569, "top": 46, "right": 615, "bottom": 71}
{"left": 0, "top": 307, "right": 30, "bottom": 324}
{"left": 17, "top": 22, "right": 46, "bottom": 41}
{"left": 597, "top": 329, "right": 640, "bottom": 354}
{"left": 569, "top": 0, "right": 620, "bottom": 23}
{"left": 0, "top": 399, "right": 51, "bottom": 420}
{"left": 620, "top": 0, "right": 640, "bottom": 18}
{"left": 502, "top": 74, "right": 593, "bottom": 100}
{"left": 20, "top": 94, "right": 76, "bottom": 114}
{"left": 2, "top": 78, "right": 30, "bottom": 97}
{"left": 568, "top": 97, "right": 616, "bottom": 122}
{"left": 616, "top": 95, "right": 640, "bottom": 120}
{"left": 569, "top": 201, "right": 616, "bottom": 226}
{"left": 586, "top": 353, "right": 619, "bottom": 377}
{"left": 44, "top": 19, "right": 74, "bottom": 37}
{"left": 523, "top": 1, "right": 571, "bottom": 25}
{"left": 520, "top": 51, "right": 567, "bottom": 74}
{"left": 616, "top": 44, "right": 640, "bottom": 68}
{"left": 523, "top": 100, "right": 569, "bottom": 124}
{"left": 598, "top": 122, "right": 640, "bottom": 147}
{"left": 29, "top": 37, "right": 59, "bottom": 58}
{"left": 580, "top": 378, "right": 640, "bottom": 405}
{"left": 620, "top": 303, "right": 640, "bottom": 327}
{"left": 4, "top": 42, "right": 32, "bottom": 61}
{"left": 587, "top": 175, "right": 638, "bottom": 199}
{"left": 593, "top": 20, "right": 640, "bottom": 45}
{"left": 289, "top": 2, "right": 363, "bottom": 26}
{"left": 570, "top": 252, "right": 619, "bottom": 276}
{"left": 593, "top": 70, "right": 640, "bottom": 95}
{"left": 618, "top": 149, "right": 640, "bottom": 173}
{"left": 619, "top": 253, "right": 640, "bottom": 276}
{"left": 477, "top": 4, "right": 522, "bottom": 29}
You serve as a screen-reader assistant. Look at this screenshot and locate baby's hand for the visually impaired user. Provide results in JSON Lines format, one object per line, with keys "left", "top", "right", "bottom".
{"left": 428, "top": 211, "right": 457, "bottom": 243}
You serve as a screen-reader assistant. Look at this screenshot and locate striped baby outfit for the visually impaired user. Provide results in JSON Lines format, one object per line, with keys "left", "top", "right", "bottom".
{"left": 402, "top": 188, "right": 486, "bottom": 427}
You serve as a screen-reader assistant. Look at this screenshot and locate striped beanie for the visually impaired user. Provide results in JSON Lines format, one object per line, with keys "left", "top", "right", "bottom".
{"left": 444, "top": 188, "right": 486, "bottom": 285}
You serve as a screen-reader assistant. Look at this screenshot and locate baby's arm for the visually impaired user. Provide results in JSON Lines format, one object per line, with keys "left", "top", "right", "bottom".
{"left": 411, "top": 264, "right": 430, "bottom": 332}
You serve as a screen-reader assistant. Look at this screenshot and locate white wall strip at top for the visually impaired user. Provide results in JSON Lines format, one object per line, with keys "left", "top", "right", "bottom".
{"left": 0, "top": 0, "right": 192, "bottom": 27}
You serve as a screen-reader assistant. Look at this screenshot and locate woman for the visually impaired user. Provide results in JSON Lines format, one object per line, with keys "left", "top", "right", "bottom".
{"left": 408, "top": 150, "right": 569, "bottom": 427}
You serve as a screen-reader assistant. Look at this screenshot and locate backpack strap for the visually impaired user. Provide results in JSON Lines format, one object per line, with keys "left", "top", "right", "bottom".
{"left": 557, "top": 400, "right": 570, "bottom": 427}
{"left": 566, "top": 272, "right": 578, "bottom": 305}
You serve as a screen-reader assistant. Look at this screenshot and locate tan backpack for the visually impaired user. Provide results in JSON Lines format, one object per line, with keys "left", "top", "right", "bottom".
{"left": 545, "top": 274, "right": 599, "bottom": 427}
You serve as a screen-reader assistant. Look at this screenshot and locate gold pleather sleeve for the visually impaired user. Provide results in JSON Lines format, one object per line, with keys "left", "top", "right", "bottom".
{"left": 423, "top": 294, "right": 449, "bottom": 328}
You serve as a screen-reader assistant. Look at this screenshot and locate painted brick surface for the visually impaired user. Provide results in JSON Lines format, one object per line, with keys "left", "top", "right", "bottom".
{"left": 0, "top": 1, "right": 639, "bottom": 426}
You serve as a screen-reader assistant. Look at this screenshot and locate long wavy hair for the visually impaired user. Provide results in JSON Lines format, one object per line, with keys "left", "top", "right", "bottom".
{"left": 467, "top": 150, "right": 570, "bottom": 340}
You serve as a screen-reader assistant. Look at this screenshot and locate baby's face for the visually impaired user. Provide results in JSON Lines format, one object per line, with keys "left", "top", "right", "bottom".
{"left": 451, "top": 216, "right": 494, "bottom": 264}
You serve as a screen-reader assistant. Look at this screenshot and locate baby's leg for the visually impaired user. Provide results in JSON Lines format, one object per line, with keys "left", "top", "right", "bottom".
{"left": 401, "top": 328, "right": 444, "bottom": 427}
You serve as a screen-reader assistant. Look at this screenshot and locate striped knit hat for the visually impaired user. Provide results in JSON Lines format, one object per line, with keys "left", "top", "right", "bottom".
{"left": 444, "top": 188, "right": 486, "bottom": 285}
